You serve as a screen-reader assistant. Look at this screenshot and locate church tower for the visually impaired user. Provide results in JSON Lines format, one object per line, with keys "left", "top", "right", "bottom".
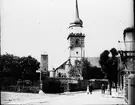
{"left": 67, "top": 0, "right": 85, "bottom": 65}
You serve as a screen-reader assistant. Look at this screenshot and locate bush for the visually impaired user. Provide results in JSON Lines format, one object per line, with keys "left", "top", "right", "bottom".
{"left": 69, "top": 83, "right": 78, "bottom": 92}
{"left": 69, "top": 80, "right": 88, "bottom": 92}
{"left": 1, "top": 77, "right": 16, "bottom": 86}
{"left": 1, "top": 78, "right": 40, "bottom": 93}
{"left": 42, "top": 78, "right": 64, "bottom": 93}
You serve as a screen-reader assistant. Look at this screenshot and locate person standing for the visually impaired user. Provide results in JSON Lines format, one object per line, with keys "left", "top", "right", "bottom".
{"left": 101, "top": 84, "right": 106, "bottom": 94}
{"left": 89, "top": 84, "right": 93, "bottom": 94}
{"left": 107, "top": 80, "right": 112, "bottom": 95}
{"left": 86, "top": 84, "right": 90, "bottom": 94}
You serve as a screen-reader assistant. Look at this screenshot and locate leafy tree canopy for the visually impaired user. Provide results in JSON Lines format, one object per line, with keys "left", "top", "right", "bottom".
{"left": 69, "top": 58, "right": 104, "bottom": 80}
{"left": 99, "top": 48, "right": 119, "bottom": 83}
{"left": 0, "top": 53, "right": 40, "bottom": 79}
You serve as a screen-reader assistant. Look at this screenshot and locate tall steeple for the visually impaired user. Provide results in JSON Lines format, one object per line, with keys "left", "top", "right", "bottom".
{"left": 75, "top": 0, "right": 80, "bottom": 20}
{"left": 67, "top": 0, "right": 85, "bottom": 79}
{"left": 69, "top": 0, "right": 83, "bottom": 28}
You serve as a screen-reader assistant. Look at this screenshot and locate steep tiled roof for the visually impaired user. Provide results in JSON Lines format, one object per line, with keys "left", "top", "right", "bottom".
{"left": 55, "top": 57, "right": 101, "bottom": 71}
{"left": 87, "top": 57, "right": 100, "bottom": 68}
{"left": 55, "top": 59, "right": 69, "bottom": 70}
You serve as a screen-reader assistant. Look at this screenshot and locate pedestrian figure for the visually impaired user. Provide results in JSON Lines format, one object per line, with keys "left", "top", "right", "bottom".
{"left": 101, "top": 84, "right": 105, "bottom": 94}
{"left": 107, "top": 81, "right": 112, "bottom": 95}
{"left": 89, "top": 84, "right": 93, "bottom": 94}
{"left": 86, "top": 85, "right": 90, "bottom": 94}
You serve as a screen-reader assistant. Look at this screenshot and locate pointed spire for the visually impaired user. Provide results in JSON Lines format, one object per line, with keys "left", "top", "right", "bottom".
{"left": 69, "top": 0, "right": 83, "bottom": 28}
{"left": 75, "top": 0, "right": 80, "bottom": 19}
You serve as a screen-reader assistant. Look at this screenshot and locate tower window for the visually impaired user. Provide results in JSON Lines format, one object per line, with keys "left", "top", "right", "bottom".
{"left": 76, "top": 51, "right": 78, "bottom": 54}
{"left": 76, "top": 39, "right": 79, "bottom": 45}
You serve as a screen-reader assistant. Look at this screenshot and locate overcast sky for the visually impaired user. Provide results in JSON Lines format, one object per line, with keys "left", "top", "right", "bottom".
{"left": 1, "top": 0, "right": 134, "bottom": 69}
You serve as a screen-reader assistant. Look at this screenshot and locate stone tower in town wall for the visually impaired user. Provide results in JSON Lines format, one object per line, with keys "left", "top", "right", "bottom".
{"left": 40, "top": 53, "right": 48, "bottom": 72}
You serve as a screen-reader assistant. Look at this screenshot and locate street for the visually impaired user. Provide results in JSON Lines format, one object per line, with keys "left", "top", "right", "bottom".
{"left": 1, "top": 89, "right": 126, "bottom": 105}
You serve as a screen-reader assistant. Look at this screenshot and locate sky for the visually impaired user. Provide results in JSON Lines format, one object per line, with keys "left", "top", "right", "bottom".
{"left": 1, "top": 0, "right": 134, "bottom": 70}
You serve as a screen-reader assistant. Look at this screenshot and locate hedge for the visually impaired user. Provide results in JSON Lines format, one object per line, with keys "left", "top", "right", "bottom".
{"left": 42, "top": 78, "right": 64, "bottom": 93}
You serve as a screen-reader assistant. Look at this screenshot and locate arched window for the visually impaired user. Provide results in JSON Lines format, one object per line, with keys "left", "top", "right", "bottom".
{"left": 76, "top": 39, "right": 79, "bottom": 45}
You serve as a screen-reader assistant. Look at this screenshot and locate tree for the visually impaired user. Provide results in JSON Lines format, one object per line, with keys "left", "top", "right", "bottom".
{"left": 108, "top": 48, "right": 119, "bottom": 91}
{"left": 81, "top": 58, "right": 104, "bottom": 80}
{"left": 68, "top": 57, "right": 104, "bottom": 80}
{"left": 81, "top": 58, "right": 92, "bottom": 79}
{"left": 69, "top": 58, "right": 92, "bottom": 79}
{"left": 89, "top": 66, "right": 104, "bottom": 79}
{"left": 0, "top": 53, "right": 40, "bottom": 80}
{"left": 0, "top": 53, "right": 21, "bottom": 77}
{"left": 69, "top": 60, "right": 82, "bottom": 78}
{"left": 19, "top": 55, "right": 40, "bottom": 80}
{"left": 99, "top": 48, "right": 119, "bottom": 93}
{"left": 99, "top": 50, "right": 110, "bottom": 77}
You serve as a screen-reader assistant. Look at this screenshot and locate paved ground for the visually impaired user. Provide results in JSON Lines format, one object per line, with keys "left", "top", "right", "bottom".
{"left": 1, "top": 89, "right": 126, "bottom": 105}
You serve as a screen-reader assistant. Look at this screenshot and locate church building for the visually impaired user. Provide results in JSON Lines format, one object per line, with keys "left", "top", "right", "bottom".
{"left": 54, "top": 0, "right": 85, "bottom": 78}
